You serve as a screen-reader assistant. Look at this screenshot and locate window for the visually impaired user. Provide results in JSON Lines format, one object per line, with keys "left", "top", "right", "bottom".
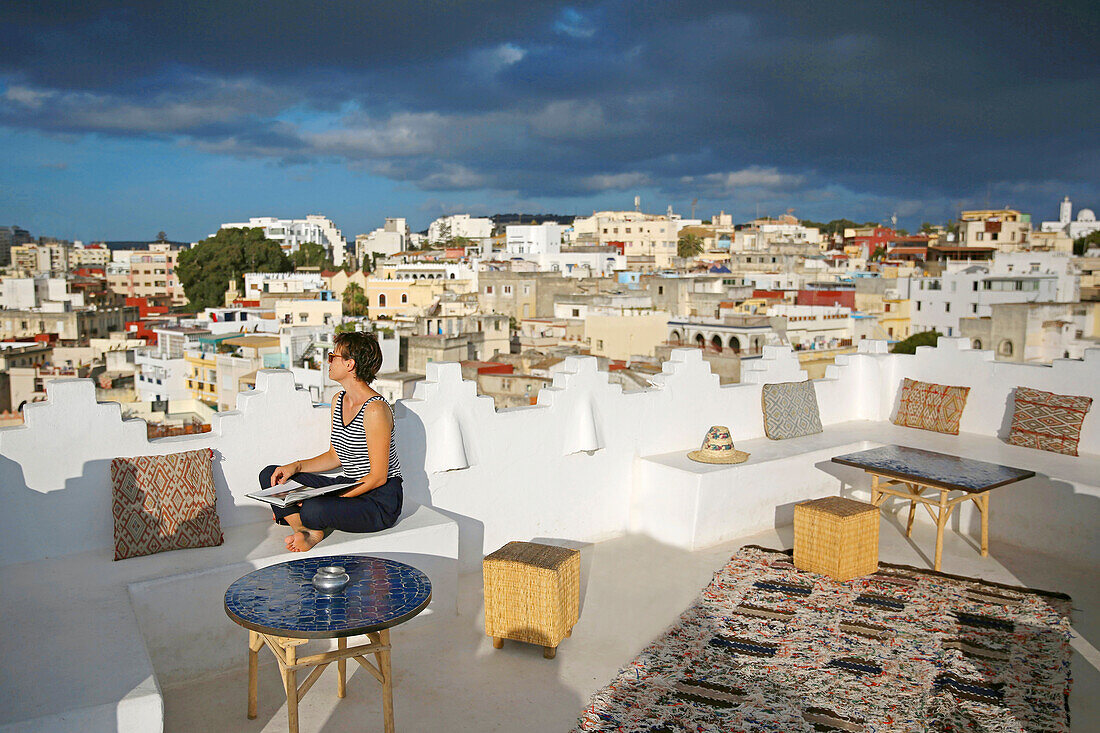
{"left": 522, "top": 284, "right": 530, "bottom": 295}
{"left": 884, "top": 303, "right": 891, "bottom": 312}
{"left": 400, "top": 293, "right": 408, "bottom": 303}
{"left": 378, "top": 293, "right": 387, "bottom": 307}
{"left": 625, "top": 228, "right": 631, "bottom": 234}
{"left": 299, "top": 312, "right": 308, "bottom": 321}
{"left": 658, "top": 286, "right": 663, "bottom": 294}
{"left": 945, "top": 303, "right": 951, "bottom": 312}
{"left": 485, "top": 285, "right": 493, "bottom": 295}
{"left": 596, "top": 339, "right": 604, "bottom": 349}
{"left": 916, "top": 301, "right": 922, "bottom": 311}
{"left": 972, "top": 281, "right": 978, "bottom": 291}
{"left": 503, "top": 285, "right": 512, "bottom": 295}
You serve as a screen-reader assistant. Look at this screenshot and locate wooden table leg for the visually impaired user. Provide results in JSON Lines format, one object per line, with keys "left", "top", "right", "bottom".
{"left": 284, "top": 642, "right": 300, "bottom": 733}
{"left": 934, "top": 489, "right": 948, "bottom": 571}
{"left": 248, "top": 630, "right": 263, "bottom": 719}
{"left": 870, "top": 474, "right": 880, "bottom": 506}
{"left": 905, "top": 483, "right": 919, "bottom": 538}
{"left": 378, "top": 628, "right": 395, "bottom": 733}
{"left": 979, "top": 493, "right": 990, "bottom": 556}
{"left": 337, "top": 637, "right": 347, "bottom": 698}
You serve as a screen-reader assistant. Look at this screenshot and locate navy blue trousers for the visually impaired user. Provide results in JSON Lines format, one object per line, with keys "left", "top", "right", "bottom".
{"left": 259, "top": 465, "right": 403, "bottom": 534}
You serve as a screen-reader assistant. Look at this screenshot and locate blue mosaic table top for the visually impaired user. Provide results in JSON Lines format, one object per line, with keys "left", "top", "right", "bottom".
{"left": 224, "top": 555, "right": 432, "bottom": 638}
{"left": 832, "top": 444, "right": 1035, "bottom": 493}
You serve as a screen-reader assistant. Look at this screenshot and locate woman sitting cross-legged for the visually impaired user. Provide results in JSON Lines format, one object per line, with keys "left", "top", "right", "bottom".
{"left": 259, "top": 331, "right": 403, "bottom": 553}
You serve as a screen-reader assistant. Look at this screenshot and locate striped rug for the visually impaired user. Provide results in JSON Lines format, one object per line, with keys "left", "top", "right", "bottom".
{"left": 572, "top": 545, "right": 1072, "bottom": 732}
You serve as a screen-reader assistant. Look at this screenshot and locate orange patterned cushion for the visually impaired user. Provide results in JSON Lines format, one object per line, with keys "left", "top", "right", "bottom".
{"left": 892, "top": 378, "right": 970, "bottom": 435}
{"left": 111, "top": 448, "right": 224, "bottom": 560}
{"left": 1008, "top": 387, "right": 1092, "bottom": 456}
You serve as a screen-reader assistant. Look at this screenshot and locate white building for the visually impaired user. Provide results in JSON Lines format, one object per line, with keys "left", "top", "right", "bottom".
{"left": 1040, "top": 197, "right": 1100, "bottom": 240}
{"left": 428, "top": 214, "right": 494, "bottom": 245}
{"left": 219, "top": 215, "right": 348, "bottom": 266}
{"left": 0, "top": 277, "right": 84, "bottom": 310}
{"left": 733, "top": 216, "right": 822, "bottom": 251}
{"left": 356, "top": 218, "right": 409, "bottom": 266}
{"left": 906, "top": 253, "right": 1073, "bottom": 337}
{"left": 134, "top": 326, "right": 210, "bottom": 403}
{"left": 243, "top": 271, "right": 326, "bottom": 300}
{"left": 510, "top": 250, "right": 626, "bottom": 278}
{"left": 505, "top": 224, "right": 565, "bottom": 255}
{"left": 767, "top": 304, "right": 854, "bottom": 350}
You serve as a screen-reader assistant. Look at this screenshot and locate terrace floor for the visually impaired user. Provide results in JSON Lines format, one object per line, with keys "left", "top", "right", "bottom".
{"left": 165, "top": 517, "right": 1100, "bottom": 732}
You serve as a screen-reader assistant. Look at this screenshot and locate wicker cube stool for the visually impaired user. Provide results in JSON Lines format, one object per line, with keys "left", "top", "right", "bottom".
{"left": 483, "top": 541, "right": 580, "bottom": 659}
{"left": 794, "top": 496, "right": 879, "bottom": 581}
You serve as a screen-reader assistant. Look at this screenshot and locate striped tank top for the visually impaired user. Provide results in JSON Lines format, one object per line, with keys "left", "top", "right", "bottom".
{"left": 331, "top": 392, "right": 402, "bottom": 480}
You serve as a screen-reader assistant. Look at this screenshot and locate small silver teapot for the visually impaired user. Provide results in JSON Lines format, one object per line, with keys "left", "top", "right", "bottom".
{"left": 311, "top": 565, "right": 351, "bottom": 594}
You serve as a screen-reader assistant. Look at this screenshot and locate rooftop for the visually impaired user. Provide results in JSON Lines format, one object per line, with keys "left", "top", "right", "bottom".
{"left": 1, "top": 339, "right": 1097, "bottom": 731}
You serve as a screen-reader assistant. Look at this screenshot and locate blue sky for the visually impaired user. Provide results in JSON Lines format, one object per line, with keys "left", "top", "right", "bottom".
{"left": 1, "top": 1, "right": 1097, "bottom": 242}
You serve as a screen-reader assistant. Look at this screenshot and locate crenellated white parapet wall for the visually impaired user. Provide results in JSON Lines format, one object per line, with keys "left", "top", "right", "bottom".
{"left": 2, "top": 338, "right": 1099, "bottom": 569}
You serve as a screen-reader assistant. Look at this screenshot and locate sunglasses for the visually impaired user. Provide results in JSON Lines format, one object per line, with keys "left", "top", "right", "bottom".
{"left": 327, "top": 352, "right": 349, "bottom": 363}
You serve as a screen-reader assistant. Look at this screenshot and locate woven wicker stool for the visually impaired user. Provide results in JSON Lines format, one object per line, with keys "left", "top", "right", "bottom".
{"left": 483, "top": 541, "right": 580, "bottom": 659}
{"left": 794, "top": 496, "right": 879, "bottom": 581}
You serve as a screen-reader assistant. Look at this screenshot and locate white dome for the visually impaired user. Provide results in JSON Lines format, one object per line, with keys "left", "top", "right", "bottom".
{"left": 1078, "top": 209, "right": 1096, "bottom": 222}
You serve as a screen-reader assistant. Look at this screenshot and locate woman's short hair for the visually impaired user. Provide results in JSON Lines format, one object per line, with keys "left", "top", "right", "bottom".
{"left": 334, "top": 331, "right": 383, "bottom": 384}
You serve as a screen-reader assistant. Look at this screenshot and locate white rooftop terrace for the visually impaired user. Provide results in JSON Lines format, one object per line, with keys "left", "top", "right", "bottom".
{"left": 1, "top": 338, "right": 1098, "bottom": 731}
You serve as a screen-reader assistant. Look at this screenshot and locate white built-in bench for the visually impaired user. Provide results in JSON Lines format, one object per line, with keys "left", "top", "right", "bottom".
{"left": 633, "top": 338, "right": 1100, "bottom": 563}
{"left": 633, "top": 420, "right": 1100, "bottom": 558}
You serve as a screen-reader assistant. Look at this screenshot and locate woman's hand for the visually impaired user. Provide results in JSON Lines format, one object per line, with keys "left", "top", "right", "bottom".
{"left": 270, "top": 461, "right": 301, "bottom": 486}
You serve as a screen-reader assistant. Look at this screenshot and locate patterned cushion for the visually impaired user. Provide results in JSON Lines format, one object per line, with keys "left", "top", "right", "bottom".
{"left": 762, "top": 380, "right": 823, "bottom": 440}
{"left": 892, "top": 378, "right": 970, "bottom": 435}
{"left": 111, "top": 448, "right": 224, "bottom": 560}
{"left": 1007, "top": 387, "right": 1093, "bottom": 456}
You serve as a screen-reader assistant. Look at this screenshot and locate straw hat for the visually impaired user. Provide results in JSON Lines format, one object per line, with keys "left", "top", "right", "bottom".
{"left": 688, "top": 425, "right": 750, "bottom": 464}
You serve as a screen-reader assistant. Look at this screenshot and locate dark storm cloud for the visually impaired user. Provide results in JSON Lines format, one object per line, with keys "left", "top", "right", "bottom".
{"left": 2, "top": 0, "right": 1097, "bottom": 218}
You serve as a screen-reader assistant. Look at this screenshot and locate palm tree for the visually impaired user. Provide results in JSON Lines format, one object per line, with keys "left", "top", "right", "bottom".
{"left": 677, "top": 233, "right": 704, "bottom": 259}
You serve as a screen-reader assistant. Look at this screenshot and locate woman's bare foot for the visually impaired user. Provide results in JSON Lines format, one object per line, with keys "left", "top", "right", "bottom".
{"left": 288, "top": 528, "right": 324, "bottom": 552}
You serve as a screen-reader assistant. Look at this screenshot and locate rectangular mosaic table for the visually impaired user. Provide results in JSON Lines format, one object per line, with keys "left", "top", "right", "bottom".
{"left": 832, "top": 445, "right": 1035, "bottom": 571}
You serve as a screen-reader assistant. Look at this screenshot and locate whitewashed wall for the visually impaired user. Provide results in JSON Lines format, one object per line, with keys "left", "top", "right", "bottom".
{"left": 3, "top": 339, "right": 1099, "bottom": 569}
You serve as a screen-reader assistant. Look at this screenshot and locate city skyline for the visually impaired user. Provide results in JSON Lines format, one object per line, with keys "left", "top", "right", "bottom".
{"left": 2, "top": 1, "right": 1097, "bottom": 241}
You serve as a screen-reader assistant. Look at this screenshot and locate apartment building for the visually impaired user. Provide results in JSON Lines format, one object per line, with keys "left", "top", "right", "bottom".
{"left": 219, "top": 215, "right": 348, "bottom": 267}
{"left": 10, "top": 241, "right": 70, "bottom": 275}
{"left": 572, "top": 211, "right": 680, "bottom": 267}
{"left": 106, "top": 244, "right": 186, "bottom": 305}
{"left": 478, "top": 271, "right": 617, "bottom": 320}
{"left": 908, "top": 252, "right": 1077, "bottom": 336}
{"left": 957, "top": 209, "right": 1031, "bottom": 249}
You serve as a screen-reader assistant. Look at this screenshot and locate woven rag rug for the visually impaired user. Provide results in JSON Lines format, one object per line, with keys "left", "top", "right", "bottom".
{"left": 573, "top": 546, "right": 1072, "bottom": 732}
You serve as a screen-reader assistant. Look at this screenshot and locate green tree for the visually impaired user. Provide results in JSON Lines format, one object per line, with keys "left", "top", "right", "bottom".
{"left": 177, "top": 227, "right": 290, "bottom": 310}
{"left": 290, "top": 242, "right": 331, "bottom": 269}
{"left": 920, "top": 222, "right": 936, "bottom": 233}
{"left": 342, "top": 281, "right": 369, "bottom": 317}
{"left": 1073, "top": 230, "right": 1100, "bottom": 256}
{"left": 890, "top": 330, "right": 942, "bottom": 354}
{"left": 870, "top": 245, "right": 887, "bottom": 261}
{"left": 156, "top": 230, "right": 168, "bottom": 243}
{"left": 677, "top": 232, "right": 704, "bottom": 258}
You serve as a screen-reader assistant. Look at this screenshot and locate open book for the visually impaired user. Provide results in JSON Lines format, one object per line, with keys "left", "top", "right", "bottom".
{"left": 246, "top": 477, "right": 360, "bottom": 508}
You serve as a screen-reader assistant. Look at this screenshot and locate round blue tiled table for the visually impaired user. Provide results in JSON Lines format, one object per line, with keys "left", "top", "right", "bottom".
{"left": 224, "top": 555, "right": 432, "bottom": 733}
